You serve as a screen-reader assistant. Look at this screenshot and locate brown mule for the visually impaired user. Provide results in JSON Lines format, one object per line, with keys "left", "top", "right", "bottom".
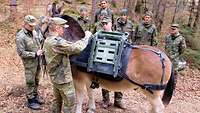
{"left": 72, "top": 45, "right": 176, "bottom": 113}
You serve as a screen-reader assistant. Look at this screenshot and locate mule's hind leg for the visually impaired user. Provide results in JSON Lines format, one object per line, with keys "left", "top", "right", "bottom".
{"left": 145, "top": 90, "right": 165, "bottom": 113}
{"left": 86, "top": 82, "right": 96, "bottom": 113}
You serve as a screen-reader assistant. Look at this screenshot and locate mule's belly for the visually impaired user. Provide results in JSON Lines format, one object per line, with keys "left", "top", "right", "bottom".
{"left": 99, "top": 79, "right": 140, "bottom": 92}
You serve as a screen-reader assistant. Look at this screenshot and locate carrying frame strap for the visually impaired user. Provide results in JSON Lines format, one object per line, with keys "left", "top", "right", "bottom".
{"left": 120, "top": 43, "right": 167, "bottom": 94}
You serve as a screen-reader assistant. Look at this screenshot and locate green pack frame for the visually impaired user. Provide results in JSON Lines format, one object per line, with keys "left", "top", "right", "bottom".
{"left": 87, "top": 31, "right": 128, "bottom": 77}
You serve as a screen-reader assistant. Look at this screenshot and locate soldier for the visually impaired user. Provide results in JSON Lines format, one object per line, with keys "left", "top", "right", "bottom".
{"left": 43, "top": 17, "right": 89, "bottom": 113}
{"left": 77, "top": 5, "right": 91, "bottom": 31}
{"left": 94, "top": 0, "right": 114, "bottom": 23}
{"left": 98, "top": 17, "right": 125, "bottom": 109}
{"left": 134, "top": 11, "right": 158, "bottom": 46}
{"left": 92, "top": 10, "right": 109, "bottom": 33}
{"left": 16, "top": 15, "right": 44, "bottom": 110}
{"left": 165, "top": 24, "right": 187, "bottom": 72}
{"left": 114, "top": 9, "right": 135, "bottom": 43}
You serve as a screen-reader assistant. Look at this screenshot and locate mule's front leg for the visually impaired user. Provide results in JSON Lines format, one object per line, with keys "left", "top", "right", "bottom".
{"left": 86, "top": 83, "right": 96, "bottom": 113}
{"left": 74, "top": 81, "right": 85, "bottom": 113}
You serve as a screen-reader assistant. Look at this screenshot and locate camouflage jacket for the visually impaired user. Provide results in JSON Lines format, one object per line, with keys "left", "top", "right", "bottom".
{"left": 94, "top": 8, "right": 114, "bottom": 23}
{"left": 165, "top": 33, "right": 186, "bottom": 61}
{"left": 114, "top": 18, "right": 135, "bottom": 43}
{"left": 92, "top": 21, "right": 104, "bottom": 34}
{"left": 134, "top": 22, "right": 158, "bottom": 46}
{"left": 77, "top": 16, "right": 91, "bottom": 31}
{"left": 16, "top": 28, "right": 43, "bottom": 69}
{"left": 43, "top": 34, "right": 86, "bottom": 84}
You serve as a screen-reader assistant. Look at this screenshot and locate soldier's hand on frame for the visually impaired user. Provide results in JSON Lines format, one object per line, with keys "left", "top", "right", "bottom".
{"left": 36, "top": 49, "right": 44, "bottom": 56}
{"left": 82, "top": 31, "right": 92, "bottom": 45}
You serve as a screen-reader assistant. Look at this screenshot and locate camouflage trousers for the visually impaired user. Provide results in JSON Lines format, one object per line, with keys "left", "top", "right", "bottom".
{"left": 25, "top": 65, "right": 41, "bottom": 99}
{"left": 102, "top": 89, "right": 123, "bottom": 102}
{"left": 173, "top": 58, "right": 186, "bottom": 72}
{"left": 52, "top": 82, "right": 76, "bottom": 113}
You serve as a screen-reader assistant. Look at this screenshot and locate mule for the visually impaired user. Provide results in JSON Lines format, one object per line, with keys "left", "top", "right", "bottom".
{"left": 71, "top": 44, "right": 176, "bottom": 113}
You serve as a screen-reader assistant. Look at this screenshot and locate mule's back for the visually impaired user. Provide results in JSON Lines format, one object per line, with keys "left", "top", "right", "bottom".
{"left": 126, "top": 45, "right": 172, "bottom": 84}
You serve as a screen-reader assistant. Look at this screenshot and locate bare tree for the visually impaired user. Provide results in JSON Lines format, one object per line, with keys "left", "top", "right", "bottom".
{"left": 124, "top": 0, "right": 138, "bottom": 19}
{"left": 152, "top": 0, "right": 160, "bottom": 17}
{"left": 188, "top": 0, "right": 195, "bottom": 27}
{"left": 172, "top": 0, "right": 179, "bottom": 23}
{"left": 193, "top": 0, "right": 200, "bottom": 30}
{"left": 154, "top": 0, "right": 167, "bottom": 32}
{"left": 9, "top": 0, "right": 17, "bottom": 21}
{"left": 92, "top": 0, "right": 97, "bottom": 22}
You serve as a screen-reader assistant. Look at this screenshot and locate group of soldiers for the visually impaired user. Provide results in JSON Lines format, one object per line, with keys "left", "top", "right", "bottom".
{"left": 15, "top": 0, "right": 187, "bottom": 113}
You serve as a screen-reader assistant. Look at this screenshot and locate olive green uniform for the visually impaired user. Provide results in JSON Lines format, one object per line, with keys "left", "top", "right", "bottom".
{"left": 16, "top": 28, "right": 43, "bottom": 100}
{"left": 77, "top": 16, "right": 91, "bottom": 31}
{"left": 165, "top": 33, "right": 186, "bottom": 71}
{"left": 43, "top": 33, "right": 86, "bottom": 113}
{"left": 115, "top": 17, "right": 135, "bottom": 43}
{"left": 134, "top": 22, "right": 158, "bottom": 46}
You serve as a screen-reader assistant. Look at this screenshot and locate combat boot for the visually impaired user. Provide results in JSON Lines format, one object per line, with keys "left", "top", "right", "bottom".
{"left": 102, "top": 89, "right": 111, "bottom": 108}
{"left": 114, "top": 100, "right": 125, "bottom": 109}
{"left": 114, "top": 92, "right": 125, "bottom": 109}
{"left": 27, "top": 98, "right": 41, "bottom": 110}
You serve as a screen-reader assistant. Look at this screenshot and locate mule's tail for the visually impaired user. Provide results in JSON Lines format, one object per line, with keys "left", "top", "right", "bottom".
{"left": 162, "top": 66, "right": 177, "bottom": 106}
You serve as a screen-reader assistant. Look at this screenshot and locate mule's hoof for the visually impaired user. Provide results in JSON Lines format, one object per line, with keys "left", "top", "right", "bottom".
{"left": 87, "top": 108, "right": 95, "bottom": 113}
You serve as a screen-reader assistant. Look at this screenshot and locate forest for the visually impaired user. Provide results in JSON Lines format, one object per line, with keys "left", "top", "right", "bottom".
{"left": 0, "top": 0, "right": 200, "bottom": 113}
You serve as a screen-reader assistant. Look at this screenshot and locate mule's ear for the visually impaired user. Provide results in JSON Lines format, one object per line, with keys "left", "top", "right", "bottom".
{"left": 61, "top": 15, "right": 85, "bottom": 42}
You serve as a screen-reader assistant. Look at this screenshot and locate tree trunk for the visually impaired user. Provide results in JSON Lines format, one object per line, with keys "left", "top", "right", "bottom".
{"left": 154, "top": 0, "right": 167, "bottom": 32}
{"left": 172, "top": 0, "right": 179, "bottom": 23}
{"left": 125, "top": 0, "right": 138, "bottom": 21}
{"left": 92, "top": 0, "right": 97, "bottom": 22}
{"left": 193, "top": 0, "right": 200, "bottom": 31}
{"left": 9, "top": 0, "right": 17, "bottom": 21}
{"left": 135, "top": 0, "right": 147, "bottom": 15}
{"left": 152, "top": 0, "right": 160, "bottom": 17}
{"left": 188, "top": 0, "right": 195, "bottom": 27}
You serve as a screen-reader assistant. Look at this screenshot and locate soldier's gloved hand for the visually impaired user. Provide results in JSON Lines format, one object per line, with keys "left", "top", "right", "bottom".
{"left": 36, "top": 49, "right": 44, "bottom": 57}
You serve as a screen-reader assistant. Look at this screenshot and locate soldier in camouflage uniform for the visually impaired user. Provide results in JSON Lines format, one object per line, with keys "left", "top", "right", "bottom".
{"left": 93, "top": 10, "right": 109, "bottom": 33}
{"left": 77, "top": 5, "right": 91, "bottom": 31}
{"left": 133, "top": 11, "right": 158, "bottom": 46}
{"left": 114, "top": 9, "right": 135, "bottom": 43}
{"left": 94, "top": 0, "right": 114, "bottom": 23}
{"left": 96, "top": 17, "right": 125, "bottom": 109}
{"left": 16, "top": 15, "right": 44, "bottom": 110}
{"left": 165, "top": 24, "right": 187, "bottom": 72}
{"left": 43, "top": 17, "right": 89, "bottom": 113}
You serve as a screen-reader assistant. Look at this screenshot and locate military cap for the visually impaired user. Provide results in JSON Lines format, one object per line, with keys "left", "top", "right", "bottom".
{"left": 80, "top": 5, "right": 87, "bottom": 12}
{"left": 120, "top": 8, "right": 128, "bottom": 16}
{"left": 49, "top": 17, "right": 69, "bottom": 28}
{"left": 144, "top": 11, "right": 153, "bottom": 17}
{"left": 101, "top": 17, "right": 112, "bottom": 23}
{"left": 24, "top": 15, "right": 37, "bottom": 26}
{"left": 171, "top": 23, "right": 179, "bottom": 28}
